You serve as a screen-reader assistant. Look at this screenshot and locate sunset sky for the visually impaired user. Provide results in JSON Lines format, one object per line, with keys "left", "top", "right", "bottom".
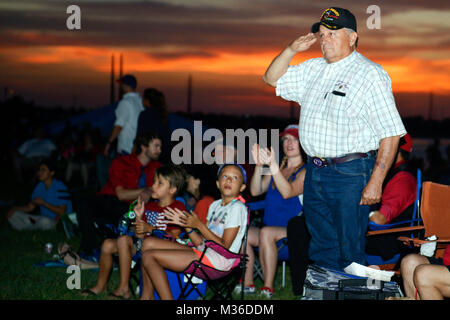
{"left": 1, "top": 0, "right": 450, "bottom": 119}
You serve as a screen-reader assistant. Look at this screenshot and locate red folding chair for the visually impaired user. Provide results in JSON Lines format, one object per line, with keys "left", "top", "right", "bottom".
{"left": 178, "top": 240, "right": 246, "bottom": 300}
{"left": 178, "top": 207, "right": 251, "bottom": 300}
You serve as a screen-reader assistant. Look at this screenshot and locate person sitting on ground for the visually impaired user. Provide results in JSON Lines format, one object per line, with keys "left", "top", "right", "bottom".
{"left": 76, "top": 131, "right": 162, "bottom": 258}
{"left": 400, "top": 245, "right": 450, "bottom": 300}
{"left": 7, "top": 158, "right": 72, "bottom": 231}
{"left": 81, "top": 164, "right": 186, "bottom": 299}
{"left": 365, "top": 133, "right": 417, "bottom": 262}
{"left": 138, "top": 163, "right": 248, "bottom": 300}
{"left": 240, "top": 124, "right": 306, "bottom": 298}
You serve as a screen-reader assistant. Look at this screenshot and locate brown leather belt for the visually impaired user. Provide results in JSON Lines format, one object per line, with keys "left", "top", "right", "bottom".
{"left": 309, "top": 150, "right": 377, "bottom": 168}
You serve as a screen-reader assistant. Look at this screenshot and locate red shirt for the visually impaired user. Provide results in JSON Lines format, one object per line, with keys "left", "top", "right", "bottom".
{"left": 143, "top": 200, "right": 186, "bottom": 235}
{"left": 98, "top": 154, "right": 161, "bottom": 202}
{"left": 194, "top": 195, "right": 215, "bottom": 223}
{"left": 380, "top": 161, "right": 417, "bottom": 224}
{"left": 444, "top": 245, "right": 450, "bottom": 266}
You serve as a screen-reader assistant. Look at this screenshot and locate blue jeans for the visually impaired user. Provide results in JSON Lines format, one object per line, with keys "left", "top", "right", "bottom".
{"left": 303, "top": 156, "right": 375, "bottom": 271}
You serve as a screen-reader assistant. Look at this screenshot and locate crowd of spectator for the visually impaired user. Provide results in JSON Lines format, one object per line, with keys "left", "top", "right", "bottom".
{"left": 1, "top": 88, "right": 450, "bottom": 300}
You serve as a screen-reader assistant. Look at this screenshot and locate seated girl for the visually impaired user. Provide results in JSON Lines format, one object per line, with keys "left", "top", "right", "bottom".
{"left": 138, "top": 163, "right": 248, "bottom": 300}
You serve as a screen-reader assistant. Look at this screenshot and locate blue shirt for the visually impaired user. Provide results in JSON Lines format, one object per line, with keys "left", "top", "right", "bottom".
{"left": 263, "top": 165, "right": 305, "bottom": 227}
{"left": 31, "top": 179, "right": 73, "bottom": 220}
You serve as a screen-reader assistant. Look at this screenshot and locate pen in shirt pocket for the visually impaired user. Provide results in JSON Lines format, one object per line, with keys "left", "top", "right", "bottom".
{"left": 324, "top": 91, "right": 346, "bottom": 99}
{"left": 332, "top": 90, "right": 346, "bottom": 97}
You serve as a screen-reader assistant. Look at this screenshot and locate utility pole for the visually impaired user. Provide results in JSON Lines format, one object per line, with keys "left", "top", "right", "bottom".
{"left": 110, "top": 54, "right": 115, "bottom": 104}
{"left": 187, "top": 74, "right": 192, "bottom": 114}
{"left": 428, "top": 91, "right": 433, "bottom": 120}
{"left": 118, "top": 53, "right": 124, "bottom": 100}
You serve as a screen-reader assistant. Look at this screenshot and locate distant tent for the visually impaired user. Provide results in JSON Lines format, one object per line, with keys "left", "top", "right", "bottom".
{"left": 45, "top": 103, "right": 117, "bottom": 138}
{"left": 45, "top": 103, "right": 207, "bottom": 139}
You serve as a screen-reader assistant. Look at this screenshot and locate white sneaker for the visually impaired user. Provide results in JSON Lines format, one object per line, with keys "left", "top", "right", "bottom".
{"left": 259, "top": 287, "right": 274, "bottom": 298}
{"left": 234, "top": 284, "right": 256, "bottom": 294}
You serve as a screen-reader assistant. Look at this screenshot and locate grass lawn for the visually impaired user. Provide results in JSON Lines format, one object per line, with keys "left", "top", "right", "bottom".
{"left": 0, "top": 218, "right": 298, "bottom": 300}
{"left": 0, "top": 166, "right": 299, "bottom": 300}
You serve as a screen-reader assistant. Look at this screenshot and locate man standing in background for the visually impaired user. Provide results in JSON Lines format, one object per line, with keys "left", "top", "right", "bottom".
{"left": 104, "top": 74, "right": 144, "bottom": 156}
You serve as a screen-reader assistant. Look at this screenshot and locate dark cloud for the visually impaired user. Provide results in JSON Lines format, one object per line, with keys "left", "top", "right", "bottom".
{"left": 1, "top": 0, "right": 449, "bottom": 118}
{"left": 1, "top": 0, "right": 448, "bottom": 54}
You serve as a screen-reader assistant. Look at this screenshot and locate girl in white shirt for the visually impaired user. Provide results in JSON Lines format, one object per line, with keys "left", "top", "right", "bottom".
{"left": 139, "top": 164, "right": 248, "bottom": 300}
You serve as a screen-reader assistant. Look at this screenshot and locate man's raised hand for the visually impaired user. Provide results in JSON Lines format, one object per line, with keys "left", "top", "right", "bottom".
{"left": 288, "top": 33, "right": 317, "bottom": 53}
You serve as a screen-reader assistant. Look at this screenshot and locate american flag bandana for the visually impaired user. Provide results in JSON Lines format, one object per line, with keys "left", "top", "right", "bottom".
{"left": 144, "top": 210, "right": 168, "bottom": 231}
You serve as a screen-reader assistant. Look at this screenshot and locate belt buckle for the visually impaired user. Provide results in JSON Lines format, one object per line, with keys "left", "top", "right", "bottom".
{"left": 312, "top": 157, "right": 328, "bottom": 168}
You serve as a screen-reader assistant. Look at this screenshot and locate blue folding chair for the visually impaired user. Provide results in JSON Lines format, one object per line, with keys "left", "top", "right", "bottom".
{"left": 366, "top": 168, "right": 423, "bottom": 266}
{"left": 247, "top": 200, "right": 290, "bottom": 287}
{"left": 154, "top": 269, "right": 207, "bottom": 300}
{"left": 127, "top": 232, "right": 208, "bottom": 300}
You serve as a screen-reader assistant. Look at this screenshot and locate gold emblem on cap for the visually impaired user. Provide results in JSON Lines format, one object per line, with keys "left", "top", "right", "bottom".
{"left": 321, "top": 7, "right": 340, "bottom": 20}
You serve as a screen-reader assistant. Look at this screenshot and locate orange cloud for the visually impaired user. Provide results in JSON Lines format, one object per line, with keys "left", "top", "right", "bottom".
{"left": 380, "top": 57, "right": 450, "bottom": 93}
{"left": 5, "top": 44, "right": 450, "bottom": 95}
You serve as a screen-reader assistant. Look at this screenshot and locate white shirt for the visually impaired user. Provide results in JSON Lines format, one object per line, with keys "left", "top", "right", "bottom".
{"left": 276, "top": 51, "right": 406, "bottom": 158}
{"left": 114, "top": 92, "right": 144, "bottom": 154}
{"left": 206, "top": 199, "right": 248, "bottom": 254}
{"left": 18, "top": 138, "right": 56, "bottom": 158}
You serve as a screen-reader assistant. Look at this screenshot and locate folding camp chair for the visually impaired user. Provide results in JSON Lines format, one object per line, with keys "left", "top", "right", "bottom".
{"left": 177, "top": 240, "right": 246, "bottom": 300}
{"left": 247, "top": 200, "right": 290, "bottom": 288}
{"left": 397, "top": 181, "right": 450, "bottom": 258}
{"left": 367, "top": 181, "right": 450, "bottom": 271}
{"left": 128, "top": 204, "right": 249, "bottom": 300}
{"left": 253, "top": 239, "right": 290, "bottom": 287}
{"left": 365, "top": 169, "right": 423, "bottom": 268}
{"left": 129, "top": 250, "right": 142, "bottom": 299}
{"left": 126, "top": 231, "right": 207, "bottom": 300}
{"left": 178, "top": 207, "right": 250, "bottom": 300}
{"left": 56, "top": 189, "right": 78, "bottom": 239}
{"left": 126, "top": 232, "right": 207, "bottom": 300}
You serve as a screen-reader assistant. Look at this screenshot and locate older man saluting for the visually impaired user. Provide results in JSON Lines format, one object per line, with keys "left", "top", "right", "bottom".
{"left": 263, "top": 7, "right": 406, "bottom": 271}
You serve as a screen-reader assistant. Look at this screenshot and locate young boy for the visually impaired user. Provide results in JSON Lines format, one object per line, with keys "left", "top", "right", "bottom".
{"left": 138, "top": 163, "right": 248, "bottom": 300}
{"left": 7, "top": 158, "right": 72, "bottom": 230}
{"left": 81, "top": 164, "right": 187, "bottom": 299}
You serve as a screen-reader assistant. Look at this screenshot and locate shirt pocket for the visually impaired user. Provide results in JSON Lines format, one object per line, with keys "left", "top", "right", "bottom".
{"left": 324, "top": 90, "right": 348, "bottom": 120}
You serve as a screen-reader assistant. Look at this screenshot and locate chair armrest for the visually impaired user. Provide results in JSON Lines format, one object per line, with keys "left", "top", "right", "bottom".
{"left": 366, "top": 225, "right": 424, "bottom": 236}
{"left": 204, "top": 240, "right": 241, "bottom": 259}
{"left": 397, "top": 237, "right": 450, "bottom": 247}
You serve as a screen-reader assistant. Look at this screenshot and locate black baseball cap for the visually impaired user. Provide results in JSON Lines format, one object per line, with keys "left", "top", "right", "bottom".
{"left": 116, "top": 74, "right": 137, "bottom": 89}
{"left": 311, "top": 7, "right": 357, "bottom": 33}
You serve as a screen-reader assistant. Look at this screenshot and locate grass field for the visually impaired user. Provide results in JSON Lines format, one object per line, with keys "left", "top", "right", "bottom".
{"left": 0, "top": 219, "right": 297, "bottom": 300}
{"left": 0, "top": 169, "right": 298, "bottom": 300}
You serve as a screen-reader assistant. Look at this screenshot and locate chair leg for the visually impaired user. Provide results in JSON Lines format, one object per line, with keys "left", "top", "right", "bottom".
{"left": 129, "top": 272, "right": 140, "bottom": 299}
{"left": 178, "top": 267, "right": 208, "bottom": 300}
{"left": 253, "top": 257, "right": 264, "bottom": 282}
{"left": 282, "top": 261, "right": 285, "bottom": 288}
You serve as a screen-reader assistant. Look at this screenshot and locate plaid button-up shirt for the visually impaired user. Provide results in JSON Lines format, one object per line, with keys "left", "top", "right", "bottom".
{"left": 276, "top": 50, "right": 406, "bottom": 158}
